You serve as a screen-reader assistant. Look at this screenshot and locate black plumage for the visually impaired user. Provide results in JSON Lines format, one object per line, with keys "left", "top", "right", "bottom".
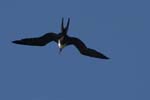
{"left": 12, "top": 18, "right": 109, "bottom": 59}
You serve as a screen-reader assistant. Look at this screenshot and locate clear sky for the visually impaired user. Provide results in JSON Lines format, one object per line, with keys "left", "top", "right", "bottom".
{"left": 0, "top": 0, "right": 149, "bottom": 100}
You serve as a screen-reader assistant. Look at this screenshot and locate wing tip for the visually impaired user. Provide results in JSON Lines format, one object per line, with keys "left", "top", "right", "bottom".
{"left": 100, "top": 56, "right": 110, "bottom": 59}
{"left": 104, "top": 56, "right": 110, "bottom": 59}
{"left": 12, "top": 40, "right": 20, "bottom": 44}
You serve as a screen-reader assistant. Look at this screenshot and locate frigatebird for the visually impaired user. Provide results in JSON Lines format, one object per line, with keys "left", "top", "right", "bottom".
{"left": 12, "top": 18, "right": 109, "bottom": 59}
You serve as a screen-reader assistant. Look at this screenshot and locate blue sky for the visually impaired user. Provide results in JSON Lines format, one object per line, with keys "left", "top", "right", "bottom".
{"left": 0, "top": 0, "right": 150, "bottom": 100}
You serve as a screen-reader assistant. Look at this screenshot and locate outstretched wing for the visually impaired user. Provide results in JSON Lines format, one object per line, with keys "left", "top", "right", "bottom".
{"left": 12, "top": 33, "right": 58, "bottom": 46}
{"left": 68, "top": 37, "right": 109, "bottom": 59}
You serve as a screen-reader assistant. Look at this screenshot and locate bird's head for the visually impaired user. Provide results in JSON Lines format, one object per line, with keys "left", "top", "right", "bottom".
{"left": 58, "top": 36, "right": 67, "bottom": 54}
{"left": 61, "top": 18, "right": 70, "bottom": 35}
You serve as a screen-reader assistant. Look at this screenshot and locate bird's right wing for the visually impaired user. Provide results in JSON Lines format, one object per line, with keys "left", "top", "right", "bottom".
{"left": 68, "top": 37, "right": 109, "bottom": 59}
{"left": 12, "top": 33, "right": 58, "bottom": 46}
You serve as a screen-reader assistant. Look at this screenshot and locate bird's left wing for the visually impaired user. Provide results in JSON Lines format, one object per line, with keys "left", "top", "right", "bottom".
{"left": 12, "top": 32, "right": 58, "bottom": 46}
{"left": 68, "top": 37, "right": 109, "bottom": 59}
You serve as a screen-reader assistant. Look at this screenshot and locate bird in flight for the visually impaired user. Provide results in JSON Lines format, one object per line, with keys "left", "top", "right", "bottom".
{"left": 12, "top": 18, "right": 109, "bottom": 59}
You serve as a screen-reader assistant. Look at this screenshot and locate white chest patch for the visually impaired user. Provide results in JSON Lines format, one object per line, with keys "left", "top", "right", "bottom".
{"left": 58, "top": 40, "right": 62, "bottom": 48}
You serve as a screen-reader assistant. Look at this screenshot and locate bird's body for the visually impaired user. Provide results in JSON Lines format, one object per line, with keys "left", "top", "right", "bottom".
{"left": 12, "top": 18, "right": 109, "bottom": 59}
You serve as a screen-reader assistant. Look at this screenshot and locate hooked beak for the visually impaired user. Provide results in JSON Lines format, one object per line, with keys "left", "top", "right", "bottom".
{"left": 59, "top": 48, "right": 62, "bottom": 54}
